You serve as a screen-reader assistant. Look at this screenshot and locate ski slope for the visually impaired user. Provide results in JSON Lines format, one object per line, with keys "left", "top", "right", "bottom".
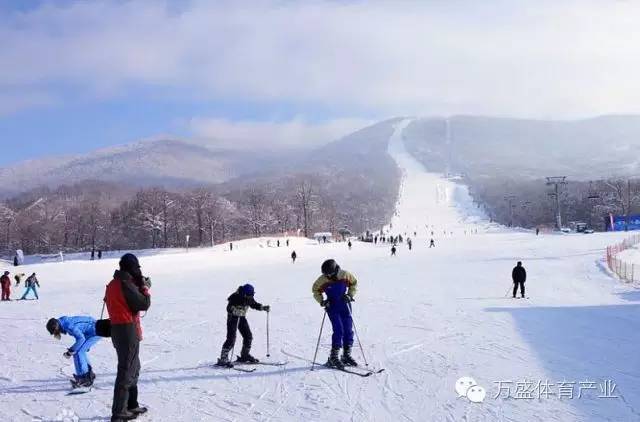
{"left": 1, "top": 121, "right": 639, "bottom": 421}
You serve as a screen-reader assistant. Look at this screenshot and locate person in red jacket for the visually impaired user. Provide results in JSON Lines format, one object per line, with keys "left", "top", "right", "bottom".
{"left": 1, "top": 271, "right": 11, "bottom": 301}
{"left": 105, "top": 253, "right": 151, "bottom": 422}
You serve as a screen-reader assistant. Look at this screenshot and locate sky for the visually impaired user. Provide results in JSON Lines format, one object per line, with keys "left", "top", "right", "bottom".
{"left": 1, "top": 0, "right": 640, "bottom": 165}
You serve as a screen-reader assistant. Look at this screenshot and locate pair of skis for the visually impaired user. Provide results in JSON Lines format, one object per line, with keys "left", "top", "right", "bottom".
{"left": 214, "top": 359, "right": 288, "bottom": 373}
{"left": 281, "top": 350, "right": 384, "bottom": 377}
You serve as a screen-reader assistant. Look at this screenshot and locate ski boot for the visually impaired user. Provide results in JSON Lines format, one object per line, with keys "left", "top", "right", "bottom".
{"left": 341, "top": 346, "right": 358, "bottom": 367}
{"left": 110, "top": 411, "right": 138, "bottom": 422}
{"left": 236, "top": 348, "right": 260, "bottom": 364}
{"left": 326, "top": 347, "right": 344, "bottom": 369}
{"left": 216, "top": 348, "right": 232, "bottom": 366}
{"left": 128, "top": 406, "right": 148, "bottom": 416}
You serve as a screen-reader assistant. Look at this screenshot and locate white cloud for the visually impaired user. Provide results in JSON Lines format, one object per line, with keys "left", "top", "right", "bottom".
{"left": 1, "top": 0, "right": 640, "bottom": 118}
{"left": 188, "top": 117, "right": 373, "bottom": 150}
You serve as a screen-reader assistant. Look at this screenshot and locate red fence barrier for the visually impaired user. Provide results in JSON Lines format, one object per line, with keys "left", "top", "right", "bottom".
{"left": 606, "top": 234, "right": 640, "bottom": 283}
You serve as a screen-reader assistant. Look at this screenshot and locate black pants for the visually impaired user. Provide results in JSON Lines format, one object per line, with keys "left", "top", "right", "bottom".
{"left": 513, "top": 281, "right": 525, "bottom": 298}
{"left": 111, "top": 327, "right": 141, "bottom": 416}
{"left": 222, "top": 315, "right": 252, "bottom": 354}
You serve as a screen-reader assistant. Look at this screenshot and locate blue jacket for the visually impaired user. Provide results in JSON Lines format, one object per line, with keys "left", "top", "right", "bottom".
{"left": 58, "top": 316, "right": 97, "bottom": 353}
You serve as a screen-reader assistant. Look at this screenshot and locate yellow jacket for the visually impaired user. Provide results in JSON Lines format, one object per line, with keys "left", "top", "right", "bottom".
{"left": 312, "top": 269, "right": 358, "bottom": 305}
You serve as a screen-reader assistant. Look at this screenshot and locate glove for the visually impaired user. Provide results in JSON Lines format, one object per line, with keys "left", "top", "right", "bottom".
{"left": 142, "top": 276, "right": 152, "bottom": 288}
{"left": 63, "top": 350, "right": 73, "bottom": 359}
{"left": 140, "top": 286, "right": 150, "bottom": 297}
{"left": 343, "top": 294, "right": 353, "bottom": 303}
{"left": 320, "top": 299, "right": 330, "bottom": 308}
{"left": 262, "top": 305, "right": 271, "bottom": 312}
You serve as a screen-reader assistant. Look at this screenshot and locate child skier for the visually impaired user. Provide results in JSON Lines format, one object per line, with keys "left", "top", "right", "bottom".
{"left": 217, "top": 284, "right": 270, "bottom": 365}
{"left": 1, "top": 271, "right": 11, "bottom": 301}
{"left": 46, "top": 316, "right": 100, "bottom": 388}
{"left": 20, "top": 273, "right": 39, "bottom": 300}
{"left": 312, "top": 259, "right": 359, "bottom": 369}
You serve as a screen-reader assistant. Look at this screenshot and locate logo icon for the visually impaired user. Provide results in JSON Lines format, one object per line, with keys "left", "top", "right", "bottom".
{"left": 55, "top": 408, "right": 79, "bottom": 422}
{"left": 455, "top": 376, "right": 486, "bottom": 403}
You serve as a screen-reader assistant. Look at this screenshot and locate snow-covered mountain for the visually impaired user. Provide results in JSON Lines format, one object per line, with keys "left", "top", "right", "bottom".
{"left": 0, "top": 139, "right": 294, "bottom": 197}
{"left": 403, "top": 115, "right": 640, "bottom": 180}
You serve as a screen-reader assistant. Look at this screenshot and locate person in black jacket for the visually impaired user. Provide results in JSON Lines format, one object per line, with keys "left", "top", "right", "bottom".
{"left": 105, "top": 253, "right": 151, "bottom": 422}
{"left": 217, "top": 284, "right": 270, "bottom": 365}
{"left": 512, "top": 261, "right": 527, "bottom": 298}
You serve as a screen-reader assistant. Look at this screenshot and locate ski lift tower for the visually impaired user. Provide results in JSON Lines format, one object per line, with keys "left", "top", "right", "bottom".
{"left": 546, "top": 176, "right": 568, "bottom": 230}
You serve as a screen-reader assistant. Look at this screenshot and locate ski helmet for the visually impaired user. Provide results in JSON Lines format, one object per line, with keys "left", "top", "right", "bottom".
{"left": 321, "top": 259, "right": 340, "bottom": 277}
{"left": 119, "top": 253, "right": 141, "bottom": 276}
{"left": 46, "top": 318, "right": 61, "bottom": 336}
{"left": 240, "top": 283, "right": 255, "bottom": 296}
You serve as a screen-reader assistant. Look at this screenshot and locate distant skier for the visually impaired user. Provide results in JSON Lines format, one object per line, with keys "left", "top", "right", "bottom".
{"left": 14, "top": 272, "right": 25, "bottom": 286}
{"left": 20, "top": 273, "right": 40, "bottom": 300}
{"left": 286, "top": 239, "right": 290, "bottom": 247}
{"left": 230, "top": 242, "right": 233, "bottom": 251}
{"left": 91, "top": 249, "right": 95, "bottom": 260}
{"left": 98, "top": 250, "right": 103, "bottom": 259}
{"left": 46, "top": 316, "right": 100, "bottom": 388}
{"left": 1, "top": 271, "right": 10, "bottom": 301}
{"left": 291, "top": 250, "right": 297, "bottom": 263}
{"left": 391, "top": 245, "right": 397, "bottom": 256}
{"left": 348, "top": 240, "right": 352, "bottom": 250}
{"left": 217, "top": 284, "right": 270, "bottom": 365}
{"left": 429, "top": 239, "right": 435, "bottom": 248}
{"left": 512, "top": 261, "right": 527, "bottom": 298}
{"left": 312, "top": 259, "right": 358, "bottom": 369}
{"left": 536, "top": 228, "right": 540, "bottom": 236}
{"left": 277, "top": 240, "right": 280, "bottom": 247}
{"left": 407, "top": 239, "right": 412, "bottom": 251}
{"left": 374, "top": 236, "right": 378, "bottom": 244}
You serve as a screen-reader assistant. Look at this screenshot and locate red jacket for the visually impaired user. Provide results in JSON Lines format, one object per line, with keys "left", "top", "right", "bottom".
{"left": 105, "top": 270, "right": 151, "bottom": 340}
{"left": 0, "top": 275, "right": 10, "bottom": 288}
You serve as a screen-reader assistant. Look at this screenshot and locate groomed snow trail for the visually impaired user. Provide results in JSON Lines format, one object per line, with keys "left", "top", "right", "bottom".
{"left": 1, "top": 121, "right": 639, "bottom": 421}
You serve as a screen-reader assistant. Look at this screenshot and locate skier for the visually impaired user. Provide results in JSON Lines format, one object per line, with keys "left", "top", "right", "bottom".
{"left": 391, "top": 245, "right": 397, "bottom": 256}
{"left": 429, "top": 239, "right": 435, "bottom": 248}
{"left": 512, "top": 261, "right": 527, "bottom": 298}
{"left": 20, "top": 273, "right": 39, "bottom": 300}
{"left": 230, "top": 242, "right": 233, "bottom": 251}
{"left": 217, "top": 284, "right": 270, "bottom": 365}
{"left": 407, "top": 239, "right": 412, "bottom": 251}
{"left": 91, "top": 249, "right": 95, "bottom": 260}
{"left": 46, "top": 316, "right": 100, "bottom": 388}
{"left": 348, "top": 240, "right": 352, "bottom": 250}
{"left": 312, "top": 259, "right": 358, "bottom": 369}
{"left": 291, "top": 250, "right": 297, "bottom": 263}
{"left": 14, "top": 272, "right": 25, "bottom": 286}
{"left": 105, "top": 253, "right": 151, "bottom": 421}
{"left": 286, "top": 239, "right": 290, "bottom": 247}
{"left": 536, "top": 228, "right": 540, "bottom": 236}
{"left": 1, "top": 271, "right": 10, "bottom": 301}
{"left": 13, "top": 256, "right": 18, "bottom": 267}
{"left": 98, "top": 250, "right": 103, "bottom": 259}
{"left": 277, "top": 240, "right": 280, "bottom": 247}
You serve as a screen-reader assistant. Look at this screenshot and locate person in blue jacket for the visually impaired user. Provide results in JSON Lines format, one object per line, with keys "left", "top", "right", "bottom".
{"left": 47, "top": 316, "right": 100, "bottom": 387}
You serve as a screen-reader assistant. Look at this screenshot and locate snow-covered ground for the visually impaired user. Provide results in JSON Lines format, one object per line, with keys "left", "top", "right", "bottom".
{"left": 1, "top": 120, "right": 639, "bottom": 421}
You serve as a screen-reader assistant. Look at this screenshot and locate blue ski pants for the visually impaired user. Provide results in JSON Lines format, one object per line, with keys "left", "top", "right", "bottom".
{"left": 73, "top": 336, "right": 101, "bottom": 376}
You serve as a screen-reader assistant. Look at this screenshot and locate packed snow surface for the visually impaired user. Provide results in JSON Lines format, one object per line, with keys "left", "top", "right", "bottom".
{"left": 1, "top": 120, "right": 639, "bottom": 421}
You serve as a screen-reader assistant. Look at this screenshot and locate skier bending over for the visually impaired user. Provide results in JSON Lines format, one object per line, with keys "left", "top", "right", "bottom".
{"left": 46, "top": 316, "right": 100, "bottom": 388}
{"left": 312, "top": 259, "right": 359, "bottom": 369}
{"left": 512, "top": 261, "right": 527, "bottom": 298}
{"left": 1, "top": 271, "right": 10, "bottom": 301}
{"left": 20, "top": 273, "right": 39, "bottom": 300}
{"left": 217, "top": 284, "right": 270, "bottom": 365}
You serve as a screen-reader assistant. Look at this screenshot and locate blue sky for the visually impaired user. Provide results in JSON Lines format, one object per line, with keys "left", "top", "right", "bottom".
{"left": 1, "top": 0, "right": 639, "bottom": 165}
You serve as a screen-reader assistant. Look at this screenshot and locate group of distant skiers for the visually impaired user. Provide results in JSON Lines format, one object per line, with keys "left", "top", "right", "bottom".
{"left": 0, "top": 271, "right": 40, "bottom": 301}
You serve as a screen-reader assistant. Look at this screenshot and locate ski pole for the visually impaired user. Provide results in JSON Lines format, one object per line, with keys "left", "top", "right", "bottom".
{"left": 311, "top": 310, "right": 327, "bottom": 371}
{"left": 505, "top": 284, "right": 513, "bottom": 298}
{"left": 266, "top": 310, "right": 270, "bottom": 358}
{"left": 348, "top": 303, "right": 369, "bottom": 368}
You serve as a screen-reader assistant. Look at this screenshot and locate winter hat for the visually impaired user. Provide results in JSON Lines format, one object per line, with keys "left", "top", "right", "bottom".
{"left": 240, "top": 284, "right": 255, "bottom": 296}
{"left": 321, "top": 259, "right": 340, "bottom": 277}
{"left": 119, "top": 253, "right": 141, "bottom": 274}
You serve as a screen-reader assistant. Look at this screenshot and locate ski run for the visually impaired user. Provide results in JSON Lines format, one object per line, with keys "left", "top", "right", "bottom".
{"left": 1, "top": 119, "right": 639, "bottom": 421}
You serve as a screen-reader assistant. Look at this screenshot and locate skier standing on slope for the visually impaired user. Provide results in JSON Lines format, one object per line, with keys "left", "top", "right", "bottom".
{"left": 46, "top": 316, "right": 100, "bottom": 387}
{"left": 512, "top": 261, "right": 527, "bottom": 298}
{"left": 348, "top": 240, "right": 352, "bottom": 250}
{"left": 429, "top": 239, "right": 435, "bottom": 248}
{"left": 291, "top": 250, "right": 297, "bottom": 263}
{"left": 105, "top": 253, "right": 151, "bottom": 422}
{"left": 20, "top": 273, "right": 40, "bottom": 300}
{"left": 312, "top": 259, "right": 359, "bottom": 369}
{"left": 217, "top": 284, "right": 270, "bottom": 365}
{"left": 391, "top": 245, "right": 397, "bottom": 256}
{"left": 1, "top": 271, "right": 11, "bottom": 301}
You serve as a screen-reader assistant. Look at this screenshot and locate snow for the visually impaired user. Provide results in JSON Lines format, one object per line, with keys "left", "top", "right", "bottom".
{"left": 1, "top": 120, "right": 640, "bottom": 421}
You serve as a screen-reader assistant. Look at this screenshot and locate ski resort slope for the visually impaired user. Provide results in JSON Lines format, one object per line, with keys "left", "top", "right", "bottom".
{"left": 1, "top": 122, "right": 639, "bottom": 422}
